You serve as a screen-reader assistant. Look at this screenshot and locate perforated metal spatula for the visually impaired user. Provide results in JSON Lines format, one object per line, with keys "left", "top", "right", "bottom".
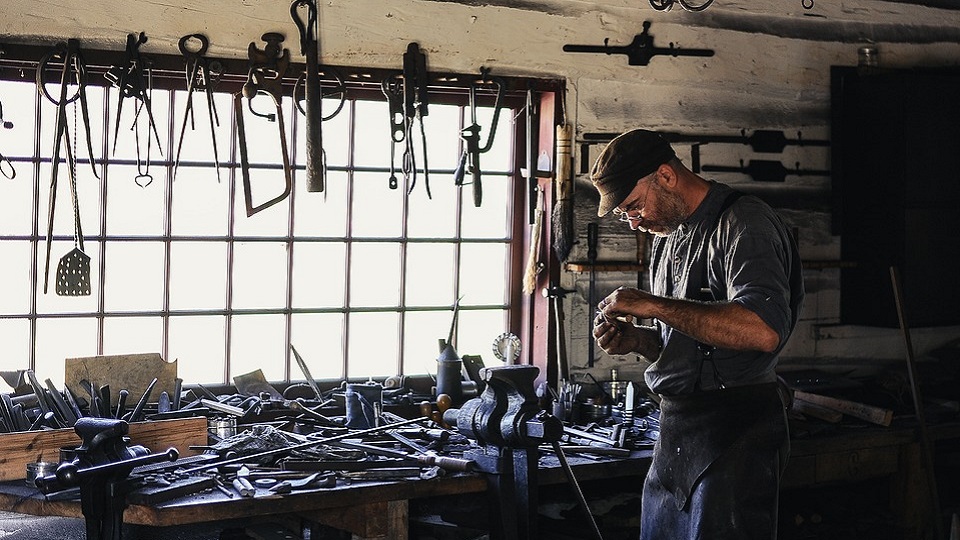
{"left": 55, "top": 142, "right": 91, "bottom": 297}
{"left": 56, "top": 246, "right": 91, "bottom": 296}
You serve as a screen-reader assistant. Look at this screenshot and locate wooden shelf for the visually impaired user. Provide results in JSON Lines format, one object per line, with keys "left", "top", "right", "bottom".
{"left": 565, "top": 261, "right": 645, "bottom": 273}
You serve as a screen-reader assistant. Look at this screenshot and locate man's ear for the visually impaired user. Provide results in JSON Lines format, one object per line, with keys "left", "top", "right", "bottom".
{"left": 657, "top": 163, "right": 677, "bottom": 187}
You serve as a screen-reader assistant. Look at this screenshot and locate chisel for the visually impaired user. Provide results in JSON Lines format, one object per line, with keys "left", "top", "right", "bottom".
{"left": 124, "top": 377, "right": 157, "bottom": 423}
{"left": 45, "top": 378, "right": 77, "bottom": 426}
{"left": 25, "top": 370, "right": 52, "bottom": 416}
{"left": 157, "top": 391, "right": 171, "bottom": 414}
{"left": 99, "top": 384, "right": 112, "bottom": 419}
{"left": 290, "top": 345, "right": 322, "bottom": 400}
{"left": 0, "top": 393, "right": 16, "bottom": 432}
{"left": 62, "top": 384, "right": 84, "bottom": 421}
{"left": 172, "top": 378, "right": 183, "bottom": 411}
{"left": 115, "top": 389, "right": 128, "bottom": 420}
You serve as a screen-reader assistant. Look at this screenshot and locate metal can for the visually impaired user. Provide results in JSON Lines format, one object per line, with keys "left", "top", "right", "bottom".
{"left": 26, "top": 461, "right": 58, "bottom": 487}
{"left": 208, "top": 417, "right": 237, "bottom": 440}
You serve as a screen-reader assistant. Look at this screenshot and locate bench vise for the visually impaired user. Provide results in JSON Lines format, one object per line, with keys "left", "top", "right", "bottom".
{"left": 442, "top": 365, "right": 562, "bottom": 540}
{"left": 443, "top": 364, "right": 561, "bottom": 449}
{"left": 36, "top": 417, "right": 178, "bottom": 540}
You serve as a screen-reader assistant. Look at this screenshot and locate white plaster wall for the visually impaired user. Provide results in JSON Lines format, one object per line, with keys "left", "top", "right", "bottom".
{"left": 2, "top": 0, "right": 959, "bottom": 384}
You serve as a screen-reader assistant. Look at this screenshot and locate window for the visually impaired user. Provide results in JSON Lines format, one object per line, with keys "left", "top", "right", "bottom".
{"left": 0, "top": 44, "right": 542, "bottom": 387}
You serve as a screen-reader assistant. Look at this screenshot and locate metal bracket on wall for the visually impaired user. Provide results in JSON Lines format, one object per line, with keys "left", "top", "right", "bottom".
{"left": 563, "top": 21, "right": 714, "bottom": 67}
{"left": 577, "top": 129, "right": 830, "bottom": 175}
{"left": 702, "top": 159, "right": 831, "bottom": 183}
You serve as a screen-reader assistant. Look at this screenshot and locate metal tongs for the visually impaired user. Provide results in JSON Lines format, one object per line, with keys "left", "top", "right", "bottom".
{"left": 36, "top": 39, "right": 99, "bottom": 295}
{"left": 236, "top": 32, "right": 293, "bottom": 217}
{"left": 174, "top": 34, "right": 223, "bottom": 182}
{"left": 454, "top": 67, "right": 505, "bottom": 207}
{"left": 105, "top": 32, "right": 162, "bottom": 156}
{"left": 380, "top": 43, "right": 431, "bottom": 196}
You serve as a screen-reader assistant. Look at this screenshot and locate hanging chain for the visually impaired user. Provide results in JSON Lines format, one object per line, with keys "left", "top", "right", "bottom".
{"left": 69, "top": 99, "right": 82, "bottom": 250}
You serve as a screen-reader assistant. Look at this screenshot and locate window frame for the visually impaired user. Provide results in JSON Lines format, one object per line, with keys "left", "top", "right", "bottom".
{"left": 0, "top": 40, "right": 563, "bottom": 386}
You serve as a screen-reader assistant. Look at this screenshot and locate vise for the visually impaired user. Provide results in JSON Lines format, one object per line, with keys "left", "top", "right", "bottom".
{"left": 36, "top": 417, "right": 178, "bottom": 540}
{"left": 443, "top": 364, "right": 561, "bottom": 449}
{"left": 442, "top": 365, "right": 562, "bottom": 540}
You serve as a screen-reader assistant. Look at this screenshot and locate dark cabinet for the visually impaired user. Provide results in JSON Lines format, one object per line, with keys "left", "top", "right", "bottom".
{"left": 832, "top": 66, "right": 960, "bottom": 327}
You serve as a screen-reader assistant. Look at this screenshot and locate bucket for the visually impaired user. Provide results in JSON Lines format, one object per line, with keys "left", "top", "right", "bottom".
{"left": 208, "top": 417, "right": 237, "bottom": 439}
{"left": 345, "top": 382, "right": 382, "bottom": 429}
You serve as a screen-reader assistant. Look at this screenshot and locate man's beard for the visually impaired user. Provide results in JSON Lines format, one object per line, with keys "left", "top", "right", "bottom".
{"left": 636, "top": 182, "right": 687, "bottom": 237}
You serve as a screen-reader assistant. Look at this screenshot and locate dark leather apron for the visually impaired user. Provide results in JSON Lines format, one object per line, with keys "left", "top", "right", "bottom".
{"left": 641, "top": 383, "right": 788, "bottom": 539}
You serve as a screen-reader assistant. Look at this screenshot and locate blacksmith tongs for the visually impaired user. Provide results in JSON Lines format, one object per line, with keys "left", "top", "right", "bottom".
{"left": 105, "top": 32, "right": 162, "bottom": 156}
{"left": 174, "top": 34, "right": 222, "bottom": 182}
{"left": 36, "top": 40, "right": 99, "bottom": 294}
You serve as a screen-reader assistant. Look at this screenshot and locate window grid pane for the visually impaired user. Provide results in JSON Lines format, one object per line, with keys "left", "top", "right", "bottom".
{"left": 0, "top": 60, "right": 522, "bottom": 385}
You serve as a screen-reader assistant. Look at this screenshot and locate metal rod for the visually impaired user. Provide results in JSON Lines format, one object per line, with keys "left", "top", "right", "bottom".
{"left": 551, "top": 441, "right": 604, "bottom": 540}
{"left": 182, "top": 416, "right": 429, "bottom": 475}
{"left": 890, "top": 266, "right": 944, "bottom": 540}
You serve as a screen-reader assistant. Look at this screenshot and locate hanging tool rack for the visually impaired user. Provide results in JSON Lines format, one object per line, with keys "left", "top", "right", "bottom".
{"left": 0, "top": 41, "right": 560, "bottom": 146}
{"left": 577, "top": 129, "right": 831, "bottom": 181}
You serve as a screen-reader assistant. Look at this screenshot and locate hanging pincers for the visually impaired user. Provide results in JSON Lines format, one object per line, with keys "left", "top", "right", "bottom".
{"left": 105, "top": 32, "right": 163, "bottom": 154}
{"left": 174, "top": 33, "right": 222, "bottom": 181}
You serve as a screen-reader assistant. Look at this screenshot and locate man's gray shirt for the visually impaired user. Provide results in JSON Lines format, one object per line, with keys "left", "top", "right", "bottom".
{"left": 644, "top": 181, "right": 804, "bottom": 396}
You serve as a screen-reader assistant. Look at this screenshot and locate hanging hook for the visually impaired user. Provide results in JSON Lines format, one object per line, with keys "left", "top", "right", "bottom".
{"left": 0, "top": 100, "right": 14, "bottom": 179}
{"left": 0, "top": 151, "right": 14, "bottom": 180}
{"left": 0, "top": 101, "right": 13, "bottom": 129}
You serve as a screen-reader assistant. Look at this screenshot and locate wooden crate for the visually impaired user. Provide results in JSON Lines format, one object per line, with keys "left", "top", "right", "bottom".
{"left": 0, "top": 416, "right": 208, "bottom": 481}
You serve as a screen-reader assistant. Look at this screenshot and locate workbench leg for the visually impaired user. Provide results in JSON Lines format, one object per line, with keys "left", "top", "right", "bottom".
{"left": 302, "top": 522, "right": 350, "bottom": 540}
{"left": 382, "top": 500, "right": 408, "bottom": 540}
{"left": 891, "top": 442, "right": 937, "bottom": 540}
{"left": 301, "top": 500, "right": 408, "bottom": 539}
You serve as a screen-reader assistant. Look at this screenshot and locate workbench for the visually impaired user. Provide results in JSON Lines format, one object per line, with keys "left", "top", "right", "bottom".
{"left": 1, "top": 421, "right": 956, "bottom": 540}
{"left": 782, "top": 420, "right": 960, "bottom": 540}
{"left": 0, "top": 449, "right": 652, "bottom": 540}
{"left": 0, "top": 470, "right": 484, "bottom": 539}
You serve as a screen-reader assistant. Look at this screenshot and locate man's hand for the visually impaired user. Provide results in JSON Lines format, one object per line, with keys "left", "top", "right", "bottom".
{"left": 598, "top": 286, "right": 654, "bottom": 322}
{"left": 593, "top": 310, "right": 641, "bottom": 356}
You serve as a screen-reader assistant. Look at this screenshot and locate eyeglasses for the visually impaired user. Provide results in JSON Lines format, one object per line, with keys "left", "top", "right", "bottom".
{"left": 611, "top": 175, "right": 654, "bottom": 223}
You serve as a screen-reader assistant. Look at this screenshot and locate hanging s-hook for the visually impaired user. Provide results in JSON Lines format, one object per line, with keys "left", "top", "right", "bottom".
{"left": 0, "top": 100, "right": 14, "bottom": 179}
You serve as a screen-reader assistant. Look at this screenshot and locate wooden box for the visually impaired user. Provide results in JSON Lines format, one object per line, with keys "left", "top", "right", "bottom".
{"left": 0, "top": 416, "right": 208, "bottom": 481}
